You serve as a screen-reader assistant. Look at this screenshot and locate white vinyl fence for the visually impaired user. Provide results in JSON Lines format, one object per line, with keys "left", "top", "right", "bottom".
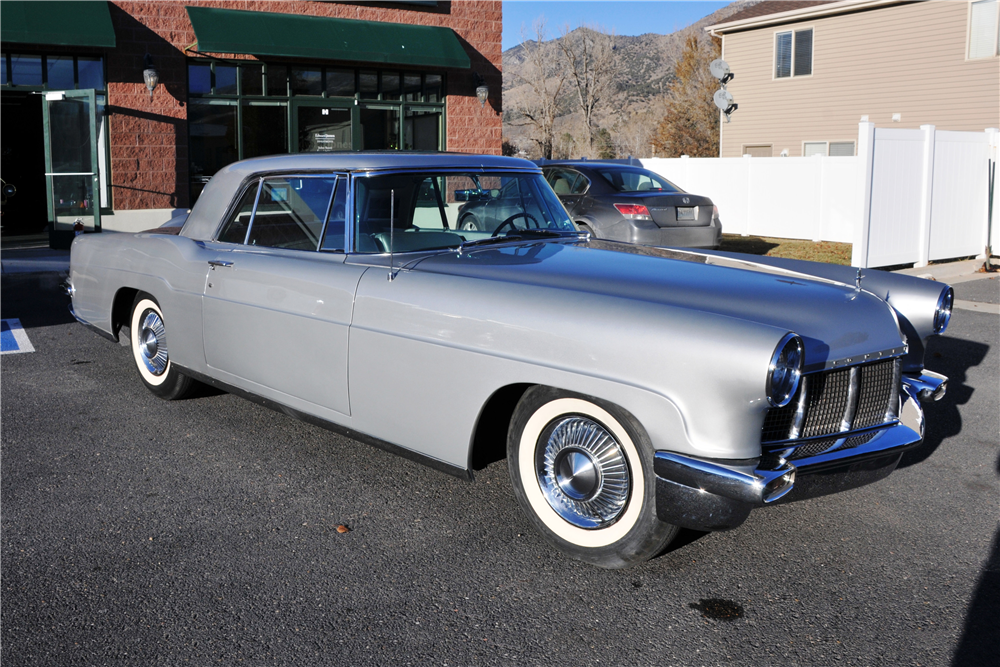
{"left": 642, "top": 123, "right": 999, "bottom": 268}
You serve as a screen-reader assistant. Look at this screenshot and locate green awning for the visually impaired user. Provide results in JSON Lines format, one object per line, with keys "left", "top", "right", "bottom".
{"left": 1, "top": 1, "right": 116, "bottom": 48}
{"left": 186, "top": 6, "right": 470, "bottom": 69}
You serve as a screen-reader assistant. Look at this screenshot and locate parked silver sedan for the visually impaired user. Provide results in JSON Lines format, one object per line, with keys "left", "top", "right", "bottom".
{"left": 67, "top": 153, "right": 953, "bottom": 569}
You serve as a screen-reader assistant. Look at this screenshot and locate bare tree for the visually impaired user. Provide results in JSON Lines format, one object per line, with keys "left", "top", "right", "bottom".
{"left": 611, "top": 109, "right": 660, "bottom": 158}
{"left": 558, "top": 25, "right": 619, "bottom": 156}
{"left": 652, "top": 34, "right": 721, "bottom": 158}
{"left": 506, "top": 19, "right": 565, "bottom": 159}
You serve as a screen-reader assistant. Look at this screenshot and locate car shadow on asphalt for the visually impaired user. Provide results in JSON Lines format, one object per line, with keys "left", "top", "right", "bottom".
{"left": 0, "top": 274, "right": 75, "bottom": 329}
{"left": 950, "top": 450, "right": 1000, "bottom": 665}
{"left": 898, "top": 333, "right": 990, "bottom": 469}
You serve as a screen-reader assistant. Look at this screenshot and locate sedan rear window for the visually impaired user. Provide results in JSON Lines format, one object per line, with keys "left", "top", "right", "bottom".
{"left": 597, "top": 168, "right": 680, "bottom": 193}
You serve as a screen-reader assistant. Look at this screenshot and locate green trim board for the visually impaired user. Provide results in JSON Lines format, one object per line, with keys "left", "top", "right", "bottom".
{"left": 1, "top": 1, "right": 116, "bottom": 48}
{"left": 186, "top": 6, "right": 470, "bottom": 69}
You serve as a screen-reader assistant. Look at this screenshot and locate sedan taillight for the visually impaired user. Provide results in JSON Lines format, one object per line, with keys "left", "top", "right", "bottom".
{"left": 614, "top": 203, "right": 652, "bottom": 220}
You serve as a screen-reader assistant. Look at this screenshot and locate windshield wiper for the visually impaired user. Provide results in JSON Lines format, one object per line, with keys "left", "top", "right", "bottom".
{"left": 457, "top": 229, "right": 587, "bottom": 255}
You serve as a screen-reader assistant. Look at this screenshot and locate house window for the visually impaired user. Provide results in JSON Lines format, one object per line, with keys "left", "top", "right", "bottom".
{"left": 775, "top": 29, "right": 814, "bottom": 77}
{"left": 803, "top": 142, "right": 827, "bottom": 156}
{"left": 743, "top": 145, "right": 773, "bottom": 157}
{"left": 829, "top": 141, "right": 855, "bottom": 156}
{"left": 969, "top": 0, "right": 1000, "bottom": 58}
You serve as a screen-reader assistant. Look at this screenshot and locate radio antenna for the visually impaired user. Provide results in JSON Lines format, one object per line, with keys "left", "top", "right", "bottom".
{"left": 388, "top": 189, "right": 395, "bottom": 282}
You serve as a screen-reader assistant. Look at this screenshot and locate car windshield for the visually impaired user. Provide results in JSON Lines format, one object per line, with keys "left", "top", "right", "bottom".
{"left": 596, "top": 167, "right": 681, "bottom": 193}
{"left": 354, "top": 171, "right": 575, "bottom": 253}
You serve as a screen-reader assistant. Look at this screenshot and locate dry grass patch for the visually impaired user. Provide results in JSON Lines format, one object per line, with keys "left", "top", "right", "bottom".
{"left": 720, "top": 234, "right": 852, "bottom": 266}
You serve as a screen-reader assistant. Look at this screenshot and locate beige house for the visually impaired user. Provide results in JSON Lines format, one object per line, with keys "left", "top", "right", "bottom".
{"left": 707, "top": 0, "right": 1000, "bottom": 157}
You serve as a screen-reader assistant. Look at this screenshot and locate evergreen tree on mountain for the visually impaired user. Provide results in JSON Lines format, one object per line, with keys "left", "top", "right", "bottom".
{"left": 652, "top": 34, "right": 721, "bottom": 158}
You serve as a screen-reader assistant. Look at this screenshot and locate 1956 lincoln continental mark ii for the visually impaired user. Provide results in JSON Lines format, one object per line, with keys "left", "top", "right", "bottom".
{"left": 67, "top": 153, "right": 952, "bottom": 569}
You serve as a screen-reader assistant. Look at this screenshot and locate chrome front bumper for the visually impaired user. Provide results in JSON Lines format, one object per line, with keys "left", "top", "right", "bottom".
{"left": 653, "top": 371, "right": 944, "bottom": 532}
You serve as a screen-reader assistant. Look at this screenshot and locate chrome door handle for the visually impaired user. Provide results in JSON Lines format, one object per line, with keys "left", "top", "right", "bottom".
{"left": 208, "top": 260, "right": 234, "bottom": 269}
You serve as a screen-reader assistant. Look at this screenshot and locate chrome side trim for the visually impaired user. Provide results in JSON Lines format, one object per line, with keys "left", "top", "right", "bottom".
{"left": 903, "top": 370, "right": 948, "bottom": 403}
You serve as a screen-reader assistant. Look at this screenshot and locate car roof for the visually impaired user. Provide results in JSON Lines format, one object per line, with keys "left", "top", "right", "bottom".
{"left": 181, "top": 152, "right": 540, "bottom": 241}
{"left": 537, "top": 160, "right": 646, "bottom": 171}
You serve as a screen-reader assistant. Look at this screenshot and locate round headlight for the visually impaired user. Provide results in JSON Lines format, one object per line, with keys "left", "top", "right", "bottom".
{"left": 933, "top": 287, "right": 953, "bottom": 334}
{"left": 767, "top": 333, "right": 804, "bottom": 408}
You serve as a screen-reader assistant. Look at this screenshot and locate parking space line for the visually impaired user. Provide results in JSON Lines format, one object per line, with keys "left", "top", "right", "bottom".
{"left": 1, "top": 319, "right": 35, "bottom": 354}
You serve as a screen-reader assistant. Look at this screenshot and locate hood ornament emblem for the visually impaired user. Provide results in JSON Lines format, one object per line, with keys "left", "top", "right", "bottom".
{"left": 851, "top": 268, "right": 864, "bottom": 299}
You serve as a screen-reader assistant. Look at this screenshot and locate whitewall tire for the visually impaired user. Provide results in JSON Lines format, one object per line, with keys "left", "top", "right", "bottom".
{"left": 129, "top": 293, "right": 193, "bottom": 400}
{"left": 507, "top": 386, "right": 678, "bottom": 568}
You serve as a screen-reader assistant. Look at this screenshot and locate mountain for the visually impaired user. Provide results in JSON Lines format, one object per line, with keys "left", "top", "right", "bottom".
{"left": 502, "top": 0, "right": 765, "bottom": 156}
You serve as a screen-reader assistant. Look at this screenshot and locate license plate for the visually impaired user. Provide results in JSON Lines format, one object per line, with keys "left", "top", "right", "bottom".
{"left": 676, "top": 206, "right": 696, "bottom": 221}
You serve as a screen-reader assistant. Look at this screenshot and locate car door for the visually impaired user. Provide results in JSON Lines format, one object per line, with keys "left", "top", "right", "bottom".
{"left": 544, "top": 167, "right": 589, "bottom": 219}
{"left": 200, "top": 174, "right": 365, "bottom": 416}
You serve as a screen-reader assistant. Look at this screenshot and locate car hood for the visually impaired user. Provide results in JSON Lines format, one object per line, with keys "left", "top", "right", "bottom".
{"left": 412, "top": 240, "right": 904, "bottom": 371}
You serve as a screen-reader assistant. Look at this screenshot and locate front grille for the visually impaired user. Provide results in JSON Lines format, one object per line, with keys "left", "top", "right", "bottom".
{"left": 761, "top": 358, "right": 899, "bottom": 444}
{"left": 782, "top": 429, "right": 880, "bottom": 461}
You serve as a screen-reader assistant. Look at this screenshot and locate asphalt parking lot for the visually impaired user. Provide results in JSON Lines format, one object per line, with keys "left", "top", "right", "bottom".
{"left": 2, "top": 265, "right": 998, "bottom": 667}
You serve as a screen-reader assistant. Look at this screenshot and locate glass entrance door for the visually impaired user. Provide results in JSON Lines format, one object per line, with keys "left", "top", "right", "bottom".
{"left": 291, "top": 100, "right": 355, "bottom": 152}
{"left": 42, "top": 89, "right": 100, "bottom": 248}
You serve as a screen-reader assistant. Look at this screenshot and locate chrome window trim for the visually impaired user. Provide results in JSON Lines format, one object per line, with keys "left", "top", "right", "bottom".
{"left": 230, "top": 174, "right": 340, "bottom": 250}
{"left": 212, "top": 175, "right": 264, "bottom": 245}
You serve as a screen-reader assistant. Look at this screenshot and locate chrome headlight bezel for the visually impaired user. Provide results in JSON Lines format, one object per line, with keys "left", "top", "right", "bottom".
{"left": 933, "top": 287, "right": 953, "bottom": 334}
{"left": 767, "top": 333, "right": 804, "bottom": 408}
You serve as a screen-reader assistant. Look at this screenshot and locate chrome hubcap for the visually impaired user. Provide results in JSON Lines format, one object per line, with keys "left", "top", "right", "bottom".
{"left": 138, "top": 309, "right": 168, "bottom": 376}
{"left": 537, "top": 416, "right": 630, "bottom": 529}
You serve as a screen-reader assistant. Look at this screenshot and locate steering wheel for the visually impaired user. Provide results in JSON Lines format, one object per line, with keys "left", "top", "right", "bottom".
{"left": 492, "top": 212, "right": 539, "bottom": 236}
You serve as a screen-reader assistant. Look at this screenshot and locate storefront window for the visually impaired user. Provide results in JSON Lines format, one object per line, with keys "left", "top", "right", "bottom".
{"left": 189, "top": 63, "right": 211, "bottom": 94}
{"left": 291, "top": 68, "right": 322, "bottom": 95}
{"left": 187, "top": 59, "right": 446, "bottom": 201}
{"left": 241, "top": 64, "right": 263, "bottom": 96}
{"left": 360, "top": 107, "right": 400, "bottom": 150}
{"left": 326, "top": 69, "right": 354, "bottom": 97}
{"left": 359, "top": 70, "right": 378, "bottom": 100}
{"left": 77, "top": 57, "right": 104, "bottom": 90}
{"left": 243, "top": 103, "right": 289, "bottom": 158}
{"left": 46, "top": 56, "right": 75, "bottom": 90}
{"left": 215, "top": 65, "right": 238, "bottom": 95}
{"left": 381, "top": 72, "right": 400, "bottom": 101}
{"left": 405, "top": 108, "right": 441, "bottom": 150}
{"left": 188, "top": 102, "right": 238, "bottom": 179}
{"left": 11, "top": 55, "right": 42, "bottom": 86}
{"left": 267, "top": 65, "right": 287, "bottom": 96}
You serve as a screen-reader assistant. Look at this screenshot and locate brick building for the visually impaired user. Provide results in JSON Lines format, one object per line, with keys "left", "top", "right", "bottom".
{"left": 0, "top": 1, "right": 503, "bottom": 247}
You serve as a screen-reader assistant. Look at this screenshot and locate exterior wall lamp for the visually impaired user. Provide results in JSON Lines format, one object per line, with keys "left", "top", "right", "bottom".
{"left": 143, "top": 54, "right": 159, "bottom": 100}
{"left": 474, "top": 73, "right": 489, "bottom": 107}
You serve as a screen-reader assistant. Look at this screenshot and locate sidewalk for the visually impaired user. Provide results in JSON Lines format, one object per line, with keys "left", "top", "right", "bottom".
{"left": 1, "top": 247, "right": 70, "bottom": 275}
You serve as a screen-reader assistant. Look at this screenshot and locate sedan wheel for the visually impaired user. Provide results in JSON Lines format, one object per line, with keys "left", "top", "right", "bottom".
{"left": 129, "top": 293, "right": 194, "bottom": 400}
{"left": 459, "top": 216, "right": 481, "bottom": 232}
{"left": 507, "top": 386, "right": 678, "bottom": 568}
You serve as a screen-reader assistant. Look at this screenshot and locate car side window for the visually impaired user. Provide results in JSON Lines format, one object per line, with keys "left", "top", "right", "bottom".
{"left": 247, "top": 177, "right": 337, "bottom": 250}
{"left": 546, "top": 168, "right": 590, "bottom": 196}
{"left": 566, "top": 170, "right": 589, "bottom": 195}
{"left": 217, "top": 181, "right": 261, "bottom": 244}
{"left": 320, "top": 178, "right": 347, "bottom": 252}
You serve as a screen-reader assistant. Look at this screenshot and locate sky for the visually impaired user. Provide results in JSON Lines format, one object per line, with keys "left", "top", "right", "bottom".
{"left": 501, "top": 1, "right": 730, "bottom": 51}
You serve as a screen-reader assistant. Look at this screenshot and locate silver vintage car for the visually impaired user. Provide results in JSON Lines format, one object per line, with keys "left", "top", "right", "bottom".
{"left": 67, "top": 153, "right": 952, "bottom": 569}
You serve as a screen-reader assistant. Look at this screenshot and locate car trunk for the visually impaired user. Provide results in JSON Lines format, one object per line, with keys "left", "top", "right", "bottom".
{"left": 610, "top": 192, "right": 714, "bottom": 228}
